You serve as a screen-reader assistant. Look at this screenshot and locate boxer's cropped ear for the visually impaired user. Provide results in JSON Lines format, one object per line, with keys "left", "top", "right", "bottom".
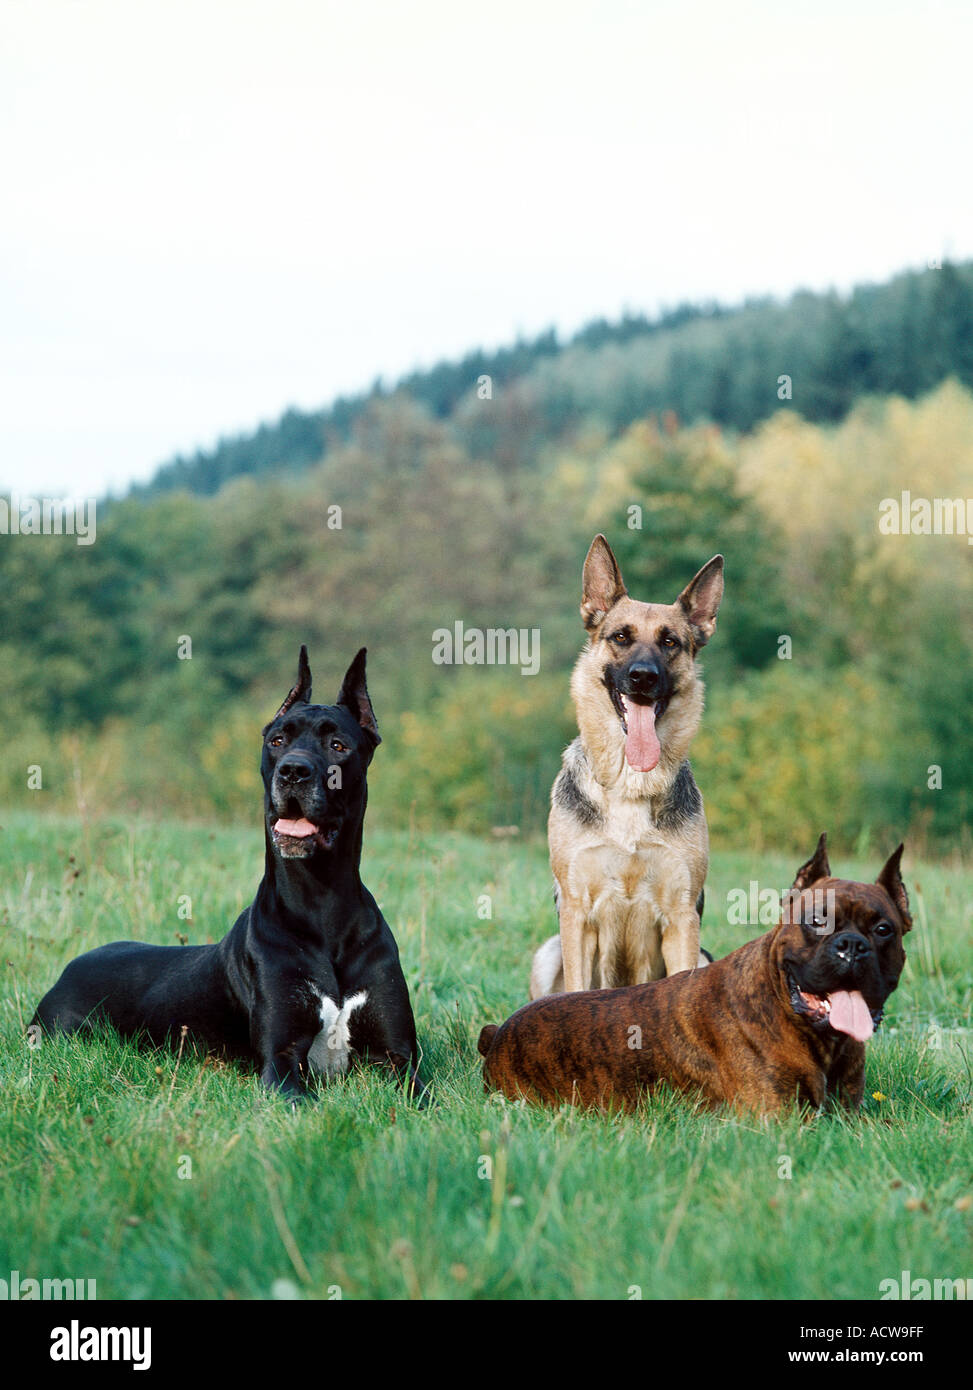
{"left": 792, "top": 833, "right": 831, "bottom": 890}
{"left": 876, "top": 843, "right": 911, "bottom": 931}
{"left": 337, "top": 647, "right": 381, "bottom": 745}
{"left": 271, "top": 645, "right": 312, "bottom": 722}
{"left": 581, "top": 535, "right": 627, "bottom": 630}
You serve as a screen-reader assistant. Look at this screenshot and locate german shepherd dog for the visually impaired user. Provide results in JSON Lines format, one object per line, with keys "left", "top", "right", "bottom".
{"left": 530, "top": 535, "right": 724, "bottom": 997}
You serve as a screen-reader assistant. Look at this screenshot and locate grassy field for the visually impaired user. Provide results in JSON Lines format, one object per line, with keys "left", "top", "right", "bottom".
{"left": 1, "top": 810, "right": 970, "bottom": 1301}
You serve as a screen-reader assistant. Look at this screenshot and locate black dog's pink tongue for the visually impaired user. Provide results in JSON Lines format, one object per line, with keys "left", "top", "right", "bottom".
{"left": 274, "top": 818, "right": 317, "bottom": 838}
{"left": 624, "top": 700, "right": 660, "bottom": 771}
{"left": 828, "top": 990, "right": 874, "bottom": 1041}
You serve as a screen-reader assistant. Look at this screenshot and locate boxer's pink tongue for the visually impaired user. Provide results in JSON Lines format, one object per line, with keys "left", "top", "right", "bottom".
{"left": 827, "top": 989, "right": 873, "bottom": 1041}
{"left": 623, "top": 700, "right": 660, "bottom": 771}
{"left": 274, "top": 818, "right": 317, "bottom": 837}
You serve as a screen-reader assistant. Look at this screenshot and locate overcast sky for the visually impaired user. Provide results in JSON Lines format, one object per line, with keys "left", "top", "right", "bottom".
{"left": 2, "top": 0, "right": 971, "bottom": 497}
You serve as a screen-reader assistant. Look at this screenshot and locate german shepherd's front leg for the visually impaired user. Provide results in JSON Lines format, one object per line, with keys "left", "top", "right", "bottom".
{"left": 558, "top": 896, "right": 591, "bottom": 993}
{"left": 661, "top": 904, "right": 702, "bottom": 976}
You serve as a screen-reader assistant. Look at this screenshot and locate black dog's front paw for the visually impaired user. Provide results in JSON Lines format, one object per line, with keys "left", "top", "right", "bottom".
{"left": 383, "top": 1053, "right": 432, "bottom": 1109}
{"left": 259, "top": 1062, "right": 309, "bottom": 1105}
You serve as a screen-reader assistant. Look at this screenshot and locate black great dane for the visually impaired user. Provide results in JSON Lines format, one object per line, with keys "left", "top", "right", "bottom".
{"left": 32, "top": 647, "right": 425, "bottom": 1104}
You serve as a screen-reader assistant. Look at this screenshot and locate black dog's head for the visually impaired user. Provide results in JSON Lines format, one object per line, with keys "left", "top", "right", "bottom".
{"left": 261, "top": 646, "right": 381, "bottom": 860}
{"left": 772, "top": 833, "right": 912, "bottom": 1043}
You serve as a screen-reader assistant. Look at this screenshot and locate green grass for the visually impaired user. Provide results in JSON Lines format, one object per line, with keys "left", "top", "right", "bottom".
{"left": 1, "top": 811, "right": 971, "bottom": 1300}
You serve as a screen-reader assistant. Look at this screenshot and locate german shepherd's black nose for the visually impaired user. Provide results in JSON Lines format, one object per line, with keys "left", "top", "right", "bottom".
{"left": 625, "top": 660, "right": 664, "bottom": 698}
{"left": 276, "top": 754, "right": 315, "bottom": 786}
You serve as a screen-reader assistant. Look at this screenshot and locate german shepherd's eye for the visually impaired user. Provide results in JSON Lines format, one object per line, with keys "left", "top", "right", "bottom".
{"left": 661, "top": 633, "right": 681, "bottom": 650}
{"left": 609, "top": 629, "right": 631, "bottom": 646}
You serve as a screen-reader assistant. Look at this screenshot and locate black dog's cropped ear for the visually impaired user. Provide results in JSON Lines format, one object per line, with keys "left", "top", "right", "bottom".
{"left": 876, "top": 844, "right": 912, "bottom": 931}
{"left": 581, "top": 535, "right": 627, "bottom": 631}
{"left": 272, "top": 645, "right": 312, "bottom": 722}
{"left": 792, "top": 833, "right": 831, "bottom": 891}
{"left": 337, "top": 647, "right": 381, "bottom": 745}
{"left": 676, "top": 555, "right": 724, "bottom": 650}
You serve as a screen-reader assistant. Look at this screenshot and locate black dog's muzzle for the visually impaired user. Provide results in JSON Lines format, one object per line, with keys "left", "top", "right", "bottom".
{"left": 269, "top": 751, "right": 339, "bottom": 858}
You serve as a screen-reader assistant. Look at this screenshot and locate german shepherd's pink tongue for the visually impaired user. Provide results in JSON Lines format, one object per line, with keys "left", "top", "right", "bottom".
{"left": 623, "top": 700, "right": 660, "bottom": 772}
{"left": 827, "top": 989, "right": 873, "bottom": 1041}
{"left": 274, "top": 818, "right": 317, "bottom": 837}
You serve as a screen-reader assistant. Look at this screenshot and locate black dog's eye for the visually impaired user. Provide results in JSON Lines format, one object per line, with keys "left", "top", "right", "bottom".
{"left": 269, "top": 734, "right": 285, "bottom": 748}
{"left": 873, "top": 921, "right": 893, "bottom": 939}
{"left": 610, "top": 630, "right": 631, "bottom": 646}
{"left": 330, "top": 739, "right": 347, "bottom": 754}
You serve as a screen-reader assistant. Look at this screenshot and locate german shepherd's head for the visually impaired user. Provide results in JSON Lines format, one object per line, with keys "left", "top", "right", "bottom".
{"left": 570, "top": 535, "right": 724, "bottom": 785}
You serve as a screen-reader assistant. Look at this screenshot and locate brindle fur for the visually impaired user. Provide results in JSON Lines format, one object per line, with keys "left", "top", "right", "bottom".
{"left": 531, "top": 535, "right": 724, "bottom": 997}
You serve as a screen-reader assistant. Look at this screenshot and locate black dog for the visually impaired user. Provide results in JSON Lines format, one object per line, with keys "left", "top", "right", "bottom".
{"left": 32, "top": 647, "right": 424, "bottom": 1103}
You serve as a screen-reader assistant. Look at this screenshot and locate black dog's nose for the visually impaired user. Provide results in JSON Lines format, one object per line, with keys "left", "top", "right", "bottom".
{"left": 276, "top": 755, "right": 314, "bottom": 786}
{"left": 626, "top": 661, "right": 663, "bottom": 697}
{"left": 832, "top": 932, "right": 873, "bottom": 962}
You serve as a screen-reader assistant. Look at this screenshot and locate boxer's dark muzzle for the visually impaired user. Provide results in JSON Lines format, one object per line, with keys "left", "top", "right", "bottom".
{"left": 785, "top": 961, "right": 888, "bottom": 1037}
{"left": 781, "top": 917, "right": 902, "bottom": 1043}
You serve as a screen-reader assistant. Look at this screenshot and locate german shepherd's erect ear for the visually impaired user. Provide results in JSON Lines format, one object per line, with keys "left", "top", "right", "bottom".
{"left": 675, "top": 556, "right": 724, "bottom": 650}
{"left": 580, "top": 535, "right": 627, "bottom": 631}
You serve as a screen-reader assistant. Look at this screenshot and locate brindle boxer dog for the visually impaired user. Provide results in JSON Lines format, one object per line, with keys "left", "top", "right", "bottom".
{"left": 482, "top": 835, "right": 911, "bottom": 1114}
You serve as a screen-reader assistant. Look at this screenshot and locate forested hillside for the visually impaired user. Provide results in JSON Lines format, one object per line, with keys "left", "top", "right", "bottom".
{"left": 134, "top": 261, "right": 973, "bottom": 500}
{"left": 3, "top": 262, "right": 971, "bottom": 850}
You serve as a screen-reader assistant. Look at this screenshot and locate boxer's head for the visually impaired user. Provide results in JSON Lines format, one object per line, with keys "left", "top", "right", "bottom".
{"left": 773, "top": 834, "right": 911, "bottom": 1043}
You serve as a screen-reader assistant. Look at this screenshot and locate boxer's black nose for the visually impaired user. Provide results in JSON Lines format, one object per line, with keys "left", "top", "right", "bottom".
{"left": 832, "top": 932, "right": 872, "bottom": 962}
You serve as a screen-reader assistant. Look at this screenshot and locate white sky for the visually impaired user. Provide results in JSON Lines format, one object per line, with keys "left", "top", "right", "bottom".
{"left": 2, "top": 0, "right": 971, "bottom": 496}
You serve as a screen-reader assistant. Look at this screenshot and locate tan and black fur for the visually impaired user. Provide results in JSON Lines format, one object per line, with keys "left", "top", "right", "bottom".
{"left": 531, "top": 535, "right": 724, "bottom": 997}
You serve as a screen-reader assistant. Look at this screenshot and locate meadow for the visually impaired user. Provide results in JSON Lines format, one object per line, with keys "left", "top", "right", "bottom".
{"left": 1, "top": 810, "right": 970, "bottom": 1301}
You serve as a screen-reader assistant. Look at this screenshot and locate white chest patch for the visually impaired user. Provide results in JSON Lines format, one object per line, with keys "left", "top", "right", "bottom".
{"left": 307, "top": 990, "right": 368, "bottom": 1077}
